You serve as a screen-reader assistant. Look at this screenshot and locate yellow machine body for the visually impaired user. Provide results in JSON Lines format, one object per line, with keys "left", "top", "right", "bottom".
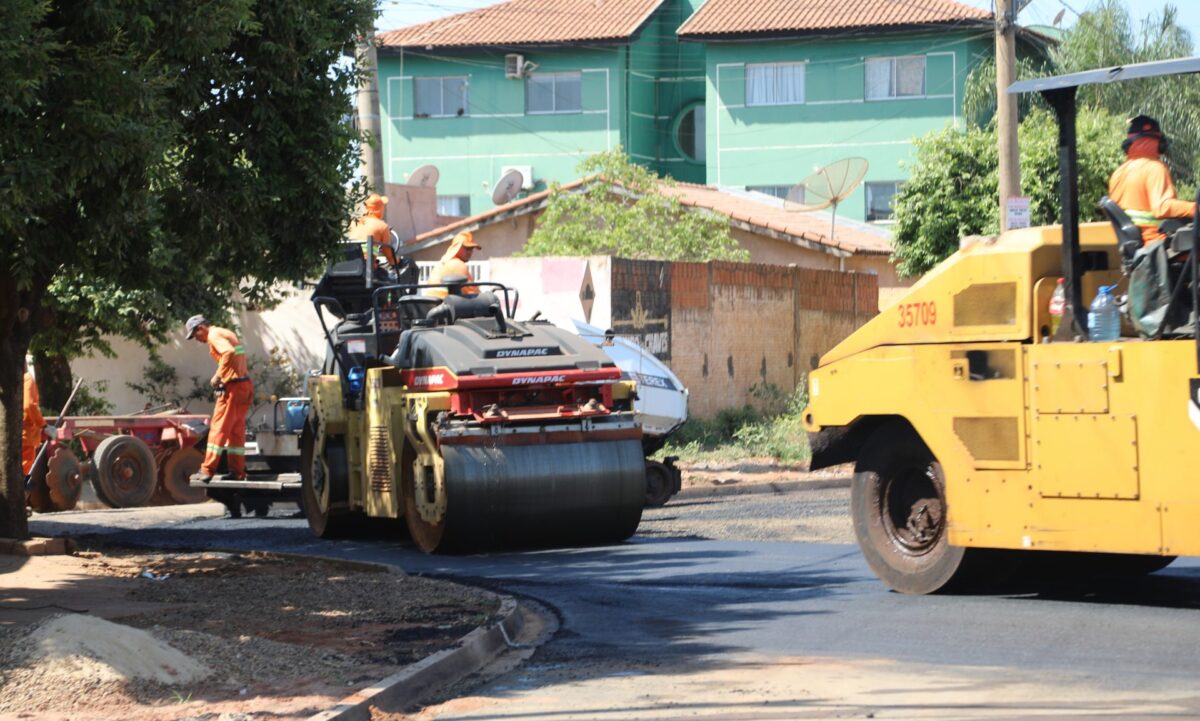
{"left": 805, "top": 222, "right": 1200, "bottom": 557}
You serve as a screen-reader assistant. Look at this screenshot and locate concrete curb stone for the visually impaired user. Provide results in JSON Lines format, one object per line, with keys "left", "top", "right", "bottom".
{"left": 0, "top": 536, "right": 74, "bottom": 556}
{"left": 308, "top": 596, "right": 530, "bottom": 721}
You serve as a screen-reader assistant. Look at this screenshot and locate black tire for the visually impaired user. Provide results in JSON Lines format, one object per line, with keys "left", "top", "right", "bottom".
{"left": 852, "top": 421, "right": 982, "bottom": 594}
{"left": 94, "top": 435, "right": 158, "bottom": 508}
{"left": 300, "top": 419, "right": 355, "bottom": 538}
{"left": 644, "top": 461, "right": 675, "bottom": 508}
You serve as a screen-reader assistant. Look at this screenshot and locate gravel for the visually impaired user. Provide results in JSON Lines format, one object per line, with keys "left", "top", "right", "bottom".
{"left": 640, "top": 487, "right": 854, "bottom": 544}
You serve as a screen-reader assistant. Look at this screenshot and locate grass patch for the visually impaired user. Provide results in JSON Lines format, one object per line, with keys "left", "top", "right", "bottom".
{"left": 658, "top": 381, "right": 810, "bottom": 464}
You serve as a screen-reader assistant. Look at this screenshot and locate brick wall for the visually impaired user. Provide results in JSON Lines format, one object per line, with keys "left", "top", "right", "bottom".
{"left": 610, "top": 259, "right": 878, "bottom": 418}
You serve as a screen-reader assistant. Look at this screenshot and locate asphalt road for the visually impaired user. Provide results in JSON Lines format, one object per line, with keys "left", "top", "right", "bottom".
{"left": 29, "top": 490, "right": 1200, "bottom": 719}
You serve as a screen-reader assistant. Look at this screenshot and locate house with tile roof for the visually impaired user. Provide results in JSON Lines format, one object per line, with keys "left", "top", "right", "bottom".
{"left": 376, "top": 0, "right": 708, "bottom": 219}
{"left": 677, "top": 0, "right": 1047, "bottom": 223}
{"left": 397, "top": 177, "right": 911, "bottom": 305}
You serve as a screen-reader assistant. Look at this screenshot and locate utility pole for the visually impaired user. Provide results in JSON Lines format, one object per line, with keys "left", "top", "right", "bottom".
{"left": 356, "top": 27, "right": 386, "bottom": 197}
{"left": 996, "top": 0, "right": 1020, "bottom": 232}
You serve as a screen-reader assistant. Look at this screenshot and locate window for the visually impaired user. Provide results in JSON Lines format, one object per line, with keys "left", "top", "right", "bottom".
{"left": 526, "top": 72, "right": 582, "bottom": 114}
{"left": 436, "top": 196, "right": 471, "bottom": 217}
{"left": 865, "top": 56, "right": 926, "bottom": 100}
{"left": 745, "top": 62, "right": 805, "bottom": 106}
{"left": 674, "top": 104, "right": 706, "bottom": 163}
{"left": 866, "top": 181, "right": 900, "bottom": 221}
{"left": 414, "top": 76, "right": 469, "bottom": 118}
{"left": 746, "top": 185, "right": 791, "bottom": 199}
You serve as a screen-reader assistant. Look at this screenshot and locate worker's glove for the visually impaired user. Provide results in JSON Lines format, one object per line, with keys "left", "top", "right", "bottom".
{"left": 210, "top": 375, "right": 222, "bottom": 389}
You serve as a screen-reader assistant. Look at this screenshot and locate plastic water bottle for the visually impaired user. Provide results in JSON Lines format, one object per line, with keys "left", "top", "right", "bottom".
{"left": 1087, "top": 285, "right": 1121, "bottom": 341}
{"left": 1048, "top": 278, "right": 1066, "bottom": 337}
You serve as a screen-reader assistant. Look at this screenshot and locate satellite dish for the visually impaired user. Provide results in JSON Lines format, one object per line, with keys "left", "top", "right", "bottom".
{"left": 492, "top": 169, "right": 524, "bottom": 205}
{"left": 784, "top": 157, "right": 869, "bottom": 241}
{"left": 408, "top": 164, "right": 440, "bottom": 187}
{"left": 1053, "top": 8, "right": 1066, "bottom": 26}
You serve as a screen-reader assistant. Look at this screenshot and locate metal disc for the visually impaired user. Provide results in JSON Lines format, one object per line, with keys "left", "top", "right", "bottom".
{"left": 94, "top": 434, "right": 158, "bottom": 508}
{"left": 46, "top": 447, "right": 83, "bottom": 511}
{"left": 161, "top": 447, "right": 208, "bottom": 504}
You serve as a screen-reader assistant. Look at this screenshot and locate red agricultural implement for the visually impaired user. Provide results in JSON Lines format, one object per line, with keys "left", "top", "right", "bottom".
{"left": 26, "top": 412, "right": 210, "bottom": 513}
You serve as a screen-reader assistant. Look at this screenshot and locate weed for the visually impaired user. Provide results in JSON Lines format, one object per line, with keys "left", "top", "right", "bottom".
{"left": 659, "top": 378, "right": 810, "bottom": 464}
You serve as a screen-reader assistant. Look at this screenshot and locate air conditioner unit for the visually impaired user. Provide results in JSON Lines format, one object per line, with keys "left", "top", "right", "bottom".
{"left": 504, "top": 54, "right": 525, "bottom": 79}
{"left": 501, "top": 165, "right": 534, "bottom": 190}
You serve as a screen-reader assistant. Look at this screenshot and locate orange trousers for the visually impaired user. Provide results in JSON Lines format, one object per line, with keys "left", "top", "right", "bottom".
{"left": 203, "top": 381, "right": 253, "bottom": 478}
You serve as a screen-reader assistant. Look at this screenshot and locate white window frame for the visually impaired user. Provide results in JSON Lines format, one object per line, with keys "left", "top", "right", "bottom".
{"left": 865, "top": 55, "right": 926, "bottom": 101}
{"left": 413, "top": 75, "right": 469, "bottom": 118}
{"left": 865, "top": 181, "right": 901, "bottom": 222}
{"left": 745, "top": 61, "right": 806, "bottom": 107}
{"left": 525, "top": 71, "right": 583, "bottom": 115}
{"left": 436, "top": 195, "right": 471, "bottom": 216}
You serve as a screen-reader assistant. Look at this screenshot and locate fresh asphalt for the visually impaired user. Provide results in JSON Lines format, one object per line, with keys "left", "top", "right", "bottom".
{"left": 30, "top": 501, "right": 1200, "bottom": 717}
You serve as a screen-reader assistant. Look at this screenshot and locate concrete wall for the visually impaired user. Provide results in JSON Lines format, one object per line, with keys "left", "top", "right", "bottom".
{"left": 71, "top": 257, "right": 874, "bottom": 420}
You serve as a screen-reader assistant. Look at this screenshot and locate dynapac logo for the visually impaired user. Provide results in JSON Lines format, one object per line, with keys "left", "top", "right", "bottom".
{"left": 411, "top": 373, "right": 445, "bottom": 386}
{"left": 486, "top": 347, "right": 558, "bottom": 358}
{"left": 512, "top": 375, "right": 566, "bottom": 385}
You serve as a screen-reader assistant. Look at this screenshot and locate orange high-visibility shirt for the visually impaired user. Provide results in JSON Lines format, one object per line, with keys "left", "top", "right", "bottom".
{"left": 22, "top": 371, "right": 45, "bottom": 474}
{"left": 207, "top": 326, "right": 249, "bottom": 384}
{"left": 1108, "top": 138, "right": 1196, "bottom": 243}
{"left": 348, "top": 215, "right": 398, "bottom": 266}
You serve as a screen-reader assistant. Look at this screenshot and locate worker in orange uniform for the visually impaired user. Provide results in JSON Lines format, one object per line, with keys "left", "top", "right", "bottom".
{"left": 22, "top": 357, "right": 48, "bottom": 476}
{"left": 347, "top": 192, "right": 399, "bottom": 267}
{"left": 1108, "top": 115, "right": 1196, "bottom": 244}
{"left": 185, "top": 315, "right": 253, "bottom": 481}
{"left": 427, "top": 231, "right": 481, "bottom": 298}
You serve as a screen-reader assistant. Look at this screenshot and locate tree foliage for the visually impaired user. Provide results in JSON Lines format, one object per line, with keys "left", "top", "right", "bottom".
{"left": 894, "top": 0, "right": 1191, "bottom": 277}
{"left": 521, "top": 149, "right": 747, "bottom": 262}
{"left": 893, "top": 107, "right": 1125, "bottom": 276}
{"left": 0, "top": 0, "right": 374, "bottom": 538}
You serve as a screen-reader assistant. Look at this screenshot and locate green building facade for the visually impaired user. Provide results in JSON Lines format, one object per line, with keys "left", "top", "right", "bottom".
{"left": 377, "top": 0, "right": 706, "bottom": 219}
{"left": 696, "top": 32, "right": 992, "bottom": 222}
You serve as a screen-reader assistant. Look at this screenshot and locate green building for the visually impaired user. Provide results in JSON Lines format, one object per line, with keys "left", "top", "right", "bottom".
{"left": 677, "top": 0, "right": 998, "bottom": 223}
{"left": 376, "top": 0, "right": 707, "bottom": 219}
{"left": 378, "top": 0, "right": 1044, "bottom": 226}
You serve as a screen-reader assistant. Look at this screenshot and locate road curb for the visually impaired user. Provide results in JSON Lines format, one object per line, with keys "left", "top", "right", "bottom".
{"left": 307, "top": 595, "right": 530, "bottom": 721}
{"left": 674, "top": 476, "right": 851, "bottom": 501}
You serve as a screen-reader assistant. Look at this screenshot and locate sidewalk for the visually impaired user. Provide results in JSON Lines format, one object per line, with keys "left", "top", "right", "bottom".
{"left": 0, "top": 543, "right": 507, "bottom": 721}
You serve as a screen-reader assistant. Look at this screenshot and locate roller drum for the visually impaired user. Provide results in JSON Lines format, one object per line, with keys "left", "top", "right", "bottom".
{"left": 437, "top": 438, "right": 645, "bottom": 551}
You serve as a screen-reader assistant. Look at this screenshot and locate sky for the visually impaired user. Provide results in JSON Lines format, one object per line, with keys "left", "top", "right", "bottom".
{"left": 376, "top": 0, "right": 1200, "bottom": 42}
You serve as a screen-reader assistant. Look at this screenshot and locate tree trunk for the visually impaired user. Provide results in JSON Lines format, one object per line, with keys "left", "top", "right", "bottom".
{"left": 32, "top": 350, "right": 73, "bottom": 412}
{"left": 0, "top": 335, "right": 31, "bottom": 540}
{"left": 0, "top": 271, "right": 43, "bottom": 540}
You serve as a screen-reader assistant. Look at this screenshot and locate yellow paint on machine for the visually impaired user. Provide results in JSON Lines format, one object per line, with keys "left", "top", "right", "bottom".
{"left": 805, "top": 221, "right": 1200, "bottom": 558}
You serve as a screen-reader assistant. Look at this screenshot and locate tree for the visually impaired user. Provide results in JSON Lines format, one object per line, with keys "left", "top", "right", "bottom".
{"left": 892, "top": 107, "right": 1124, "bottom": 276}
{"left": 894, "top": 0, "right": 1190, "bottom": 277}
{"left": 520, "top": 149, "right": 747, "bottom": 261}
{"left": 0, "top": 0, "right": 374, "bottom": 539}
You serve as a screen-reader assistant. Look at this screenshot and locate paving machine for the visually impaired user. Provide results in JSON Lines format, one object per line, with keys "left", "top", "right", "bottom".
{"left": 804, "top": 58, "right": 1200, "bottom": 594}
{"left": 302, "top": 246, "right": 646, "bottom": 552}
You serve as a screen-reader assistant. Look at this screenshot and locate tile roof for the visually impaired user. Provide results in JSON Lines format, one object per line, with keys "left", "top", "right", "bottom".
{"left": 378, "top": 0, "right": 665, "bottom": 49}
{"left": 662, "top": 183, "right": 893, "bottom": 255}
{"left": 677, "top": 0, "right": 991, "bottom": 39}
{"left": 405, "top": 178, "right": 892, "bottom": 256}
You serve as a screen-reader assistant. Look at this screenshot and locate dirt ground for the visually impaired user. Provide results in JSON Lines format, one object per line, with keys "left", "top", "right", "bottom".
{"left": 678, "top": 459, "right": 852, "bottom": 489}
{"left": 0, "top": 546, "right": 500, "bottom": 721}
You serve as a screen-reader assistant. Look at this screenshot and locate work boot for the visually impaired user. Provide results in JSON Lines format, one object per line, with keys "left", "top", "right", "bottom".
{"left": 191, "top": 472, "right": 214, "bottom": 484}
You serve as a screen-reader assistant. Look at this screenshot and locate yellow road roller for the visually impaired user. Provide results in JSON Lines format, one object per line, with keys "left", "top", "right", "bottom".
{"left": 301, "top": 249, "right": 645, "bottom": 552}
{"left": 804, "top": 58, "right": 1200, "bottom": 593}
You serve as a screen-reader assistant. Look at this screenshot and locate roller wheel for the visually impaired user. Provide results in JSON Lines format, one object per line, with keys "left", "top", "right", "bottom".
{"left": 644, "top": 461, "right": 675, "bottom": 508}
{"left": 93, "top": 435, "right": 158, "bottom": 508}
{"left": 47, "top": 447, "right": 83, "bottom": 511}
{"left": 852, "top": 421, "right": 981, "bottom": 594}
{"left": 161, "top": 447, "right": 208, "bottom": 504}
{"left": 300, "top": 420, "right": 354, "bottom": 538}
{"left": 403, "top": 442, "right": 448, "bottom": 553}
